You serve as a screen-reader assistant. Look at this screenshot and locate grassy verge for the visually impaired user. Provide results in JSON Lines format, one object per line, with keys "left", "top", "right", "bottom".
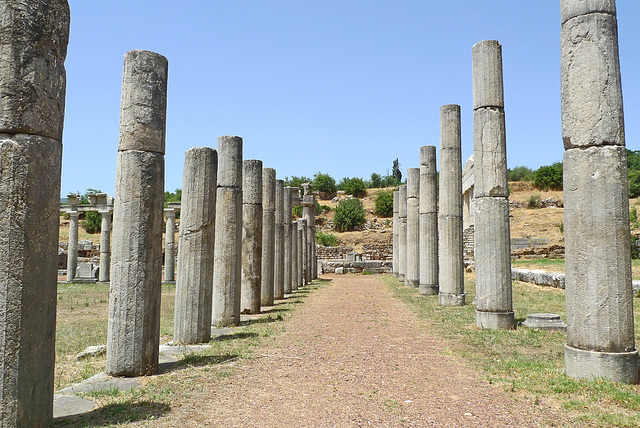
{"left": 512, "top": 258, "right": 640, "bottom": 280}
{"left": 385, "top": 276, "right": 640, "bottom": 427}
{"left": 53, "top": 280, "right": 327, "bottom": 427}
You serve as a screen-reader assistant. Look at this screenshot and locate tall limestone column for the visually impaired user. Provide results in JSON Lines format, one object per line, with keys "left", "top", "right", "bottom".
{"left": 392, "top": 190, "right": 399, "bottom": 278}
{"left": 164, "top": 208, "right": 176, "bottom": 283}
{"left": 212, "top": 136, "right": 243, "bottom": 326}
{"left": 301, "top": 217, "right": 309, "bottom": 284}
{"left": 302, "top": 184, "right": 317, "bottom": 280}
{"left": 397, "top": 185, "right": 407, "bottom": 283}
{"left": 0, "top": 1, "right": 69, "bottom": 425}
{"left": 261, "top": 168, "right": 276, "bottom": 306}
{"left": 274, "top": 180, "right": 285, "bottom": 299}
{"left": 283, "top": 187, "right": 293, "bottom": 295}
{"left": 472, "top": 41, "right": 514, "bottom": 329}
{"left": 66, "top": 202, "right": 79, "bottom": 282}
{"left": 405, "top": 168, "right": 420, "bottom": 288}
{"left": 561, "top": 0, "right": 637, "bottom": 383}
{"left": 438, "top": 105, "right": 465, "bottom": 307}
{"left": 107, "top": 50, "right": 168, "bottom": 376}
{"left": 173, "top": 147, "right": 217, "bottom": 344}
{"left": 240, "top": 160, "right": 263, "bottom": 314}
{"left": 291, "top": 188, "right": 299, "bottom": 291}
{"left": 297, "top": 218, "right": 304, "bottom": 287}
{"left": 98, "top": 209, "right": 112, "bottom": 282}
{"left": 419, "top": 146, "right": 438, "bottom": 295}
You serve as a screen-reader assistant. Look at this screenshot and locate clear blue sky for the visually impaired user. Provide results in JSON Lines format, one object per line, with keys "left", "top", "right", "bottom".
{"left": 61, "top": 1, "right": 640, "bottom": 197}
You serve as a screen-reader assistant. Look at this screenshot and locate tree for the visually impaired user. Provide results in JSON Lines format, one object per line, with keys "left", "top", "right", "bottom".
{"left": 374, "top": 190, "right": 394, "bottom": 217}
{"left": 333, "top": 198, "right": 366, "bottom": 231}
{"left": 284, "top": 176, "right": 312, "bottom": 189}
{"left": 343, "top": 177, "right": 367, "bottom": 197}
{"left": 80, "top": 188, "right": 103, "bottom": 234}
{"left": 508, "top": 166, "right": 535, "bottom": 182}
{"left": 370, "top": 172, "right": 383, "bottom": 189}
{"left": 392, "top": 158, "right": 402, "bottom": 182}
{"left": 534, "top": 162, "right": 563, "bottom": 191}
{"left": 313, "top": 172, "right": 336, "bottom": 193}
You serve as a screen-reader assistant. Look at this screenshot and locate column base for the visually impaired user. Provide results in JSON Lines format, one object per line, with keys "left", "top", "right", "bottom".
{"left": 398, "top": 274, "right": 405, "bottom": 282}
{"left": 475, "top": 310, "right": 515, "bottom": 330}
{"left": 405, "top": 279, "right": 419, "bottom": 288}
{"left": 439, "top": 293, "right": 465, "bottom": 307}
{"left": 564, "top": 344, "right": 639, "bottom": 384}
{"left": 419, "top": 284, "right": 438, "bottom": 295}
{"left": 163, "top": 280, "right": 176, "bottom": 285}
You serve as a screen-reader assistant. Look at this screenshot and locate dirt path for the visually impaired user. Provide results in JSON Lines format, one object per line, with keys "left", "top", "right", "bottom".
{"left": 148, "top": 275, "right": 562, "bottom": 427}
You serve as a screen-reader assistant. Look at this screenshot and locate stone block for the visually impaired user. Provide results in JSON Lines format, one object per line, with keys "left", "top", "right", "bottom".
{"left": 438, "top": 215, "right": 464, "bottom": 300}
{"left": 522, "top": 313, "right": 567, "bottom": 331}
{"left": 473, "top": 107, "right": 508, "bottom": 197}
{"left": 472, "top": 40, "right": 504, "bottom": 110}
{"left": 561, "top": 0, "right": 616, "bottom": 24}
{"left": 419, "top": 146, "right": 437, "bottom": 214}
{"left": 217, "top": 136, "right": 243, "bottom": 188}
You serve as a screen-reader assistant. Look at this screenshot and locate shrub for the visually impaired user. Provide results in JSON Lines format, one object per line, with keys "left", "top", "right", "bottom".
{"left": 82, "top": 211, "right": 102, "bottom": 234}
{"left": 369, "top": 173, "right": 383, "bottom": 189}
{"left": 313, "top": 172, "right": 336, "bottom": 194}
{"left": 316, "top": 231, "right": 338, "bottom": 246}
{"left": 534, "top": 162, "right": 563, "bottom": 190}
{"left": 629, "top": 170, "right": 640, "bottom": 199}
{"left": 343, "top": 177, "right": 367, "bottom": 197}
{"left": 333, "top": 198, "right": 366, "bottom": 231}
{"left": 374, "top": 190, "right": 394, "bottom": 217}
{"left": 527, "top": 194, "right": 541, "bottom": 209}
{"left": 508, "top": 166, "right": 535, "bottom": 182}
{"left": 284, "top": 176, "right": 312, "bottom": 189}
{"left": 631, "top": 207, "right": 639, "bottom": 229}
{"left": 292, "top": 205, "right": 302, "bottom": 218}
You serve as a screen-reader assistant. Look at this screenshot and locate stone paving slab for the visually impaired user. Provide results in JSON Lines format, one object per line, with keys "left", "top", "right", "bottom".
{"left": 53, "top": 394, "right": 97, "bottom": 418}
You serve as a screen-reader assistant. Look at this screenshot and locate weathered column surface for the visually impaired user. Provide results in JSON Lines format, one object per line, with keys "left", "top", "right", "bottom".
{"left": 297, "top": 219, "right": 304, "bottom": 287}
{"left": 472, "top": 41, "right": 514, "bottom": 329}
{"left": 291, "top": 187, "right": 299, "bottom": 291}
{"left": 405, "top": 168, "right": 420, "bottom": 288}
{"left": 419, "top": 145, "right": 438, "bottom": 295}
{"left": 392, "top": 190, "right": 399, "bottom": 278}
{"left": 283, "top": 187, "right": 293, "bottom": 295}
{"left": 107, "top": 50, "right": 168, "bottom": 377}
{"left": 561, "top": 0, "right": 637, "bottom": 383}
{"left": 163, "top": 208, "right": 176, "bottom": 283}
{"left": 438, "top": 105, "right": 465, "bottom": 307}
{"left": 66, "top": 210, "right": 79, "bottom": 282}
{"left": 397, "top": 185, "right": 407, "bottom": 283}
{"left": 99, "top": 210, "right": 112, "bottom": 282}
{"left": 173, "top": 147, "right": 217, "bottom": 344}
{"left": 212, "top": 136, "right": 243, "bottom": 326}
{"left": 0, "top": 1, "right": 69, "bottom": 424}
{"left": 240, "top": 160, "right": 263, "bottom": 314}
{"left": 302, "top": 184, "right": 317, "bottom": 280}
{"left": 274, "top": 180, "right": 285, "bottom": 299}
{"left": 261, "top": 168, "right": 276, "bottom": 306}
{"left": 301, "top": 217, "right": 309, "bottom": 284}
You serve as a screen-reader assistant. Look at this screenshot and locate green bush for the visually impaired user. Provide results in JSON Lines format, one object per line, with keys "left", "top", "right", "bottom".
{"left": 527, "top": 194, "right": 541, "bottom": 209}
{"left": 82, "top": 211, "right": 102, "bottom": 234}
{"left": 369, "top": 173, "right": 383, "bottom": 188}
{"left": 292, "top": 205, "right": 302, "bottom": 218}
{"left": 508, "top": 166, "right": 535, "bottom": 182}
{"left": 333, "top": 198, "right": 366, "bottom": 232}
{"left": 313, "top": 172, "right": 336, "bottom": 194}
{"left": 534, "top": 162, "right": 563, "bottom": 190}
{"left": 316, "top": 231, "right": 338, "bottom": 247}
{"left": 374, "top": 190, "right": 394, "bottom": 217}
{"left": 343, "top": 177, "right": 367, "bottom": 197}
{"left": 284, "top": 176, "right": 312, "bottom": 189}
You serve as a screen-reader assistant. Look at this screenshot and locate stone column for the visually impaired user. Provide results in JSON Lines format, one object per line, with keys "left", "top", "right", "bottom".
{"left": 296, "top": 219, "right": 303, "bottom": 287}
{"left": 283, "top": 187, "right": 293, "bottom": 295}
{"left": 274, "top": 180, "right": 285, "bottom": 299}
{"left": 66, "top": 210, "right": 79, "bottom": 282}
{"left": 419, "top": 145, "right": 438, "bottom": 295}
{"left": 107, "top": 50, "right": 167, "bottom": 377}
{"left": 306, "top": 216, "right": 313, "bottom": 284}
{"left": 98, "top": 210, "right": 112, "bottom": 282}
{"left": 397, "top": 185, "right": 407, "bottom": 283}
{"left": 405, "top": 168, "right": 420, "bottom": 288}
{"left": 164, "top": 208, "right": 176, "bottom": 283}
{"left": 212, "top": 136, "right": 243, "bottom": 326}
{"left": 301, "top": 217, "right": 308, "bottom": 284}
{"left": 240, "top": 160, "right": 263, "bottom": 314}
{"left": 0, "top": 1, "right": 69, "bottom": 424}
{"left": 173, "top": 147, "right": 217, "bottom": 344}
{"left": 291, "top": 188, "right": 299, "bottom": 291}
{"left": 561, "top": 1, "right": 637, "bottom": 383}
{"left": 438, "top": 105, "right": 465, "bottom": 307}
{"left": 392, "top": 190, "right": 399, "bottom": 278}
{"left": 472, "top": 41, "right": 514, "bottom": 329}
{"left": 261, "top": 168, "right": 276, "bottom": 306}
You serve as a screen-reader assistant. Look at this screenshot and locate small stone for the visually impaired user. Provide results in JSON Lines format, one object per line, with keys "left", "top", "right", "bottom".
{"left": 77, "top": 345, "right": 107, "bottom": 360}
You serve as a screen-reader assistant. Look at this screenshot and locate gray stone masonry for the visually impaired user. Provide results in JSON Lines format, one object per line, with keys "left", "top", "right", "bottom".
{"left": 283, "top": 187, "right": 293, "bottom": 294}
{"left": 302, "top": 183, "right": 317, "bottom": 280}
{"left": 419, "top": 146, "right": 438, "bottom": 295}
{"left": 438, "top": 105, "right": 465, "bottom": 307}
{"left": 107, "top": 50, "right": 168, "bottom": 377}
{"left": 274, "top": 180, "right": 285, "bottom": 299}
{"left": 561, "top": 0, "right": 637, "bottom": 384}
{"left": 66, "top": 209, "right": 79, "bottom": 282}
{"left": 297, "top": 219, "right": 304, "bottom": 287}
{"left": 398, "top": 185, "right": 407, "bottom": 282}
{"left": 173, "top": 147, "right": 217, "bottom": 344}
{"left": 301, "top": 217, "right": 308, "bottom": 284}
{"left": 212, "top": 136, "right": 243, "bottom": 326}
{"left": 291, "top": 187, "right": 299, "bottom": 291}
{"left": 472, "top": 41, "right": 514, "bottom": 329}
{"left": 164, "top": 208, "right": 176, "bottom": 283}
{"left": 99, "top": 210, "right": 112, "bottom": 282}
{"left": 261, "top": 168, "right": 276, "bottom": 306}
{"left": 241, "top": 160, "right": 263, "bottom": 314}
{"left": 392, "top": 190, "right": 399, "bottom": 278}
{"left": 405, "top": 168, "right": 420, "bottom": 288}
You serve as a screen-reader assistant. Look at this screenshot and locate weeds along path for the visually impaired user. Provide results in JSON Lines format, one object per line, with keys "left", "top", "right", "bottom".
{"left": 148, "top": 274, "right": 562, "bottom": 427}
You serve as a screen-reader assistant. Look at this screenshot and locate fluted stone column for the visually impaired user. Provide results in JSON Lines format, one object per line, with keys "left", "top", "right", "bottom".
{"left": 472, "top": 41, "right": 514, "bottom": 329}
{"left": 297, "top": 218, "right": 304, "bottom": 287}
{"left": 561, "top": 0, "right": 637, "bottom": 383}
{"left": 164, "top": 208, "right": 176, "bottom": 283}
{"left": 212, "top": 136, "right": 243, "bottom": 326}
{"left": 291, "top": 188, "right": 299, "bottom": 291}
{"left": 0, "top": 1, "right": 69, "bottom": 424}
{"left": 405, "top": 168, "right": 420, "bottom": 288}
{"left": 438, "top": 105, "right": 465, "bottom": 307}
{"left": 274, "top": 180, "right": 285, "bottom": 299}
{"left": 398, "top": 185, "right": 407, "bottom": 283}
{"left": 300, "top": 218, "right": 308, "bottom": 284}
{"left": 283, "top": 187, "right": 293, "bottom": 295}
{"left": 261, "top": 168, "right": 276, "bottom": 306}
{"left": 66, "top": 210, "right": 79, "bottom": 282}
{"left": 419, "top": 146, "right": 438, "bottom": 295}
{"left": 392, "top": 191, "right": 399, "bottom": 278}
{"left": 302, "top": 184, "right": 317, "bottom": 281}
{"left": 98, "top": 210, "right": 112, "bottom": 282}
{"left": 173, "top": 147, "right": 217, "bottom": 344}
{"left": 107, "top": 50, "right": 168, "bottom": 377}
{"left": 241, "top": 160, "right": 263, "bottom": 314}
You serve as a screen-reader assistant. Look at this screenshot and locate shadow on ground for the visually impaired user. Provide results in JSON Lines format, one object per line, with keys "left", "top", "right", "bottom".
{"left": 53, "top": 400, "right": 170, "bottom": 427}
